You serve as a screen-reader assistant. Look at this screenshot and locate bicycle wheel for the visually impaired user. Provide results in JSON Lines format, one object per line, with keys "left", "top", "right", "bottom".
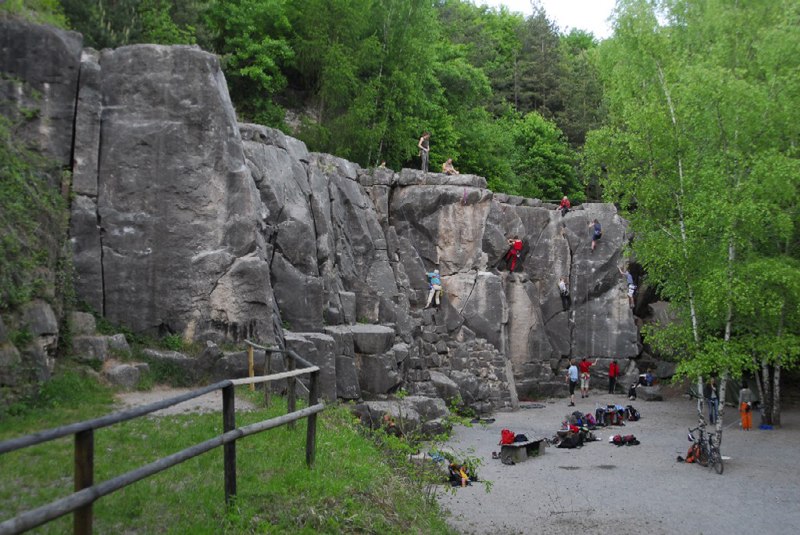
{"left": 711, "top": 448, "right": 724, "bottom": 474}
{"left": 698, "top": 445, "right": 709, "bottom": 467}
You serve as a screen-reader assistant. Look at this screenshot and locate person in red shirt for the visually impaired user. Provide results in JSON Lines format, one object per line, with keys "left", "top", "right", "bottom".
{"left": 503, "top": 236, "right": 524, "bottom": 272}
{"left": 558, "top": 196, "right": 571, "bottom": 217}
{"left": 579, "top": 357, "right": 599, "bottom": 398}
{"left": 608, "top": 359, "right": 620, "bottom": 394}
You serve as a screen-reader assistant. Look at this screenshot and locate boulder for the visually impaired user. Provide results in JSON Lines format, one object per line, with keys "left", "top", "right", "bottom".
{"left": 107, "top": 334, "right": 131, "bottom": 356}
{"left": 429, "top": 370, "right": 460, "bottom": 402}
{"left": 335, "top": 355, "right": 361, "bottom": 400}
{"left": 72, "top": 336, "right": 109, "bottom": 363}
{"left": 142, "top": 349, "right": 202, "bottom": 384}
{"left": 284, "top": 332, "right": 337, "bottom": 402}
{"left": 351, "top": 324, "right": 395, "bottom": 355}
{"left": 355, "top": 352, "right": 402, "bottom": 396}
{"left": 104, "top": 363, "right": 140, "bottom": 390}
{"left": 70, "top": 312, "right": 97, "bottom": 336}
{"left": 638, "top": 385, "right": 664, "bottom": 401}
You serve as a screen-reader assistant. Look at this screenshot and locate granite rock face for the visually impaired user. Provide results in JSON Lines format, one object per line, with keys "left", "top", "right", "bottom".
{"left": 69, "top": 45, "right": 273, "bottom": 344}
{"left": 1, "top": 22, "right": 646, "bottom": 413}
{"left": 0, "top": 18, "right": 82, "bottom": 169}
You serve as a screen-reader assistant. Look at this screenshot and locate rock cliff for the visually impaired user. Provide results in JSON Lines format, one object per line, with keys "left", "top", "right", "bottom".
{"left": 2, "top": 20, "right": 642, "bottom": 411}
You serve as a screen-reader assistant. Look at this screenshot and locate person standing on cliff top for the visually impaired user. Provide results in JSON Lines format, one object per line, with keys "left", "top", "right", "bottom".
{"left": 418, "top": 132, "right": 430, "bottom": 172}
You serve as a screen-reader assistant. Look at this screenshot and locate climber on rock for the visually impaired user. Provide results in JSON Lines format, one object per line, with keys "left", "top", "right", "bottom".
{"left": 589, "top": 219, "right": 602, "bottom": 253}
{"left": 502, "top": 236, "right": 524, "bottom": 272}
{"left": 618, "top": 265, "right": 637, "bottom": 309}
{"left": 424, "top": 269, "right": 442, "bottom": 309}
{"left": 558, "top": 276, "right": 571, "bottom": 311}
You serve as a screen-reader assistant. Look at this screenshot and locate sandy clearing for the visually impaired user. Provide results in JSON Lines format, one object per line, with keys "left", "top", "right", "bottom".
{"left": 436, "top": 391, "right": 800, "bottom": 535}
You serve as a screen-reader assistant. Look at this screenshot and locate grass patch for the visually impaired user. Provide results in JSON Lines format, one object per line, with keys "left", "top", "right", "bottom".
{"left": 0, "top": 377, "right": 457, "bottom": 534}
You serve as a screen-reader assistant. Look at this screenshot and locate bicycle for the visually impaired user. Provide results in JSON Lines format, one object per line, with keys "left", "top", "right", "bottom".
{"left": 688, "top": 416, "right": 723, "bottom": 475}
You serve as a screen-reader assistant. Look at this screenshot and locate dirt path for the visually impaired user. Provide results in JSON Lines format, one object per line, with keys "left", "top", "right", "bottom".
{"left": 436, "top": 391, "right": 800, "bottom": 535}
{"left": 115, "top": 387, "right": 256, "bottom": 416}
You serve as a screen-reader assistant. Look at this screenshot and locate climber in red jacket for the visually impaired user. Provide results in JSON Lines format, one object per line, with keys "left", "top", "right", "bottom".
{"left": 503, "top": 236, "right": 524, "bottom": 272}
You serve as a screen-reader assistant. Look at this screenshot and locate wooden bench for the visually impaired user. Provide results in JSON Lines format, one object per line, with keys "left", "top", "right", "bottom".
{"left": 500, "top": 438, "right": 547, "bottom": 463}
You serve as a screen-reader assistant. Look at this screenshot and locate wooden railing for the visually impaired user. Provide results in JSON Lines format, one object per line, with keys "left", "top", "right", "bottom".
{"left": 0, "top": 344, "right": 323, "bottom": 535}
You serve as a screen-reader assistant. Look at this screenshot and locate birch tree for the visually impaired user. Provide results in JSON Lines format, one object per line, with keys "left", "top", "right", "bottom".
{"left": 584, "top": 0, "right": 800, "bottom": 433}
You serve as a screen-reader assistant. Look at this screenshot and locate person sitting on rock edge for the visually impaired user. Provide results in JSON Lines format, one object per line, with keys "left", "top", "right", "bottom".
{"left": 442, "top": 158, "right": 459, "bottom": 175}
{"left": 424, "top": 269, "right": 442, "bottom": 309}
{"left": 558, "top": 196, "right": 571, "bottom": 217}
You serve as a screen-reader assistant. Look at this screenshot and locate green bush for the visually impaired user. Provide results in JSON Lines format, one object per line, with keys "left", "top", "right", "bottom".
{"left": 0, "top": 117, "right": 68, "bottom": 311}
{"left": 0, "top": 0, "right": 69, "bottom": 27}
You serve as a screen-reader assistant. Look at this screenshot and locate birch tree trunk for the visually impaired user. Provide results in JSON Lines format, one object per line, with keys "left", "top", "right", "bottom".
{"left": 656, "top": 63, "right": 704, "bottom": 417}
{"left": 761, "top": 362, "right": 773, "bottom": 426}
{"left": 772, "top": 364, "right": 781, "bottom": 427}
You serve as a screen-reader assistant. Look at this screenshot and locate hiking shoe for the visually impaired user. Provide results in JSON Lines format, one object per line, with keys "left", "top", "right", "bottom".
{"left": 568, "top": 402, "right": 575, "bottom": 407}
{"left": 492, "top": 452, "right": 499, "bottom": 460}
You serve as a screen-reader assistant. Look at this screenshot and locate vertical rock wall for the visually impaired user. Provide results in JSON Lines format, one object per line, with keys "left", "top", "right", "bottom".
{"left": 2, "top": 21, "right": 641, "bottom": 410}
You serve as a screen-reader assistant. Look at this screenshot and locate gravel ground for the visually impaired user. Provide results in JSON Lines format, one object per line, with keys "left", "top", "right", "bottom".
{"left": 115, "top": 387, "right": 256, "bottom": 416}
{"left": 436, "top": 389, "right": 800, "bottom": 535}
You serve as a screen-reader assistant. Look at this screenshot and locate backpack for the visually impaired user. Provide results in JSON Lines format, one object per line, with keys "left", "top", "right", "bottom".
{"left": 685, "top": 443, "right": 701, "bottom": 463}
{"left": 595, "top": 407, "right": 608, "bottom": 426}
{"left": 585, "top": 413, "right": 596, "bottom": 427}
{"left": 569, "top": 410, "right": 584, "bottom": 426}
{"left": 557, "top": 432, "right": 583, "bottom": 449}
{"left": 625, "top": 405, "right": 640, "bottom": 421}
{"left": 500, "top": 429, "right": 515, "bottom": 445}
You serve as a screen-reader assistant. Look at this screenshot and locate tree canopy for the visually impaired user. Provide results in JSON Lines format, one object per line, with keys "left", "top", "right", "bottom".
{"left": 53, "top": 0, "right": 597, "bottom": 200}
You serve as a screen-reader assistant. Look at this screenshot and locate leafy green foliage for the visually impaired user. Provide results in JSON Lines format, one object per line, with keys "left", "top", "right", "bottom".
{"left": 0, "top": 117, "right": 68, "bottom": 310}
{"left": 60, "top": 0, "right": 201, "bottom": 48}
{"left": 205, "top": 0, "right": 293, "bottom": 125}
{"left": 507, "top": 111, "right": 579, "bottom": 200}
{"left": 0, "top": 0, "right": 68, "bottom": 27}
{"left": 585, "top": 0, "right": 800, "bottom": 385}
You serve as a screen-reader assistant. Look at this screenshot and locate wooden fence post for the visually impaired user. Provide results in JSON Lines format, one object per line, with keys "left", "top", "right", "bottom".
{"left": 287, "top": 356, "right": 296, "bottom": 430}
{"left": 74, "top": 429, "right": 94, "bottom": 535}
{"left": 264, "top": 350, "right": 271, "bottom": 408}
{"left": 306, "top": 369, "right": 319, "bottom": 468}
{"left": 222, "top": 384, "right": 237, "bottom": 503}
{"left": 247, "top": 345, "right": 255, "bottom": 392}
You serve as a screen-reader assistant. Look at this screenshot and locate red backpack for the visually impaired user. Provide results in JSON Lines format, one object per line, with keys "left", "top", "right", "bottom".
{"left": 500, "top": 429, "right": 515, "bottom": 445}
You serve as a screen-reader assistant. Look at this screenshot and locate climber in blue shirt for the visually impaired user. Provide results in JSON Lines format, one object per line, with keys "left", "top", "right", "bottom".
{"left": 589, "top": 219, "right": 602, "bottom": 253}
{"left": 424, "top": 269, "right": 442, "bottom": 309}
